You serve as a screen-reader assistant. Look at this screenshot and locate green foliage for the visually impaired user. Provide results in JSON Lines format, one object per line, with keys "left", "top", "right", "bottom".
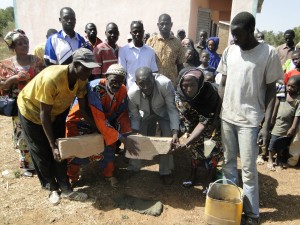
{"left": 0, "top": 7, "right": 15, "bottom": 37}
{"left": 0, "top": 39, "right": 14, "bottom": 60}
{"left": 3, "top": 21, "right": 16, "bottom": 36}
{"left": 294, "top": 26, "right": 300, "bottom": 45}
{"left": 14, "top": 170, "right": 21, "bottom": 178}
{"left": 261, "top": 26, "right": 300, "bottom": 47}
{"left": 263, "top": 31, "right": 284, "bottom": 47}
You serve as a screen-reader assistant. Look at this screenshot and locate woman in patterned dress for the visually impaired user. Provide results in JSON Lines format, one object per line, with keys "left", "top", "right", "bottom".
{"left": 173, "top": 67, "right": 222, "bottom": 194}
{"left": 0, "top": 29, "right": 44, "bottom": 176}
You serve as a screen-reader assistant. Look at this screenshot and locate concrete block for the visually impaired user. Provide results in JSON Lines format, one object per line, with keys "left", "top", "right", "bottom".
{"left": 125, "top": 135, "right": 172, "bottom": 160}
{"left": 58, "top": 133, "right": 104, "bottom": 159}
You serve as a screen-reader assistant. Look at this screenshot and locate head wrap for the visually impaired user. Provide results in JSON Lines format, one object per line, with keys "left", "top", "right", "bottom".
{"left": 207, "top": 37, "right": 219, "bottom": 51}
{"left": 206, "top": 37, "right": 220, "bottom": 69}
{"left": 177, "top": 67, "right": 219, "bottom": 117}
{"left": 177, "top": 68, "right": 204, "bottom": 100}
{"left": 4, "top": 29, "right": 27, "bottom": 49}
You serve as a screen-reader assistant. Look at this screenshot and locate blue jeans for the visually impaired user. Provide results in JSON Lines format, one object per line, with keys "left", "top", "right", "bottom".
{"left": 221, "top": 120, "right": 259, "bottom": 218}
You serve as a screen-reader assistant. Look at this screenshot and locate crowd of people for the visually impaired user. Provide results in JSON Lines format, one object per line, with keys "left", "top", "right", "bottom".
{"left": 0, "top": 6, "right": 300, "bottom": 225}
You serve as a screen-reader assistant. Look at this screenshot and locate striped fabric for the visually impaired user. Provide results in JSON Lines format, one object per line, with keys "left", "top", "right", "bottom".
{"left": 44, "top": 30, "right": 85, "bottom": 65}
{"left": 93, "top": 41, "right": 119, "bottom": 76}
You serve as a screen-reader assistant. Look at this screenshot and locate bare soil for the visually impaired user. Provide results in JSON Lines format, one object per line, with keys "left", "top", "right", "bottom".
{"left": 0, "top": 115, "right": 300, "bottom": 225}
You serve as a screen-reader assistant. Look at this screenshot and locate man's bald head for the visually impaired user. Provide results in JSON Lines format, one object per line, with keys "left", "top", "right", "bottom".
{"left": 135, "top": 67, "right": 153, "bottom": 81}
{"left": 85, "top": 23, "right": 96, "bottom": 31}
{"left": 106, "top": 22, "right": 118, "bottom": 31}
{"left": 135, "top": 67, "right": 154, "bottom": 96}
{"left": 105, "top": 22, "right": 119, "bottom": 45}
{"left": 158, "top": 13, "right": 171, "bottom": 23}
{"left": 60, "top": 7, "right": 75, "bottom": 17}
{"left": 157, "top": 14, "right": 173, "bottom": 39}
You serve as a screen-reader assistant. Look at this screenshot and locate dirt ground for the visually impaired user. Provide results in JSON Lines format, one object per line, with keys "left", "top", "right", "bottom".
{"left": 0, "top": 115, "right": 300, "bottom": 225}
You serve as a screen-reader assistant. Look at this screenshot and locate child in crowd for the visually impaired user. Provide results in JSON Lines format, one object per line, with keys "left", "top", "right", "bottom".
{"left": 182, "top": 38, "right": 200, "bottom": 67}
{"left": 283, "top": 59, "right": 295, "bottom": 73}
{"left": 284, "top": 49, "right": 300, "bottom": 84}
{"left": 205, "top": 37, "right": 220, "bottom": 71}
{"left": 198, "top": 51, "right": 216, "bottom": 76}
{"left": 283, "top": 49, "right": 300, "bottom": 166}
{"left": 257, "top": 51, "right": 291, "bottom": 165}
{"left": 267, "top": 76, "right": 300, "bottom": 171}
{"left": 256, "top": 78, "right": 286, "bottom": 165}
{"left": 183, "top": 47, "right": 197, "bottom": 68}
{"left": 181, "top": 38, "right": 193, "bottom": 48}
{"left": 204, "top": 71, "right": 215, "bottom": 83}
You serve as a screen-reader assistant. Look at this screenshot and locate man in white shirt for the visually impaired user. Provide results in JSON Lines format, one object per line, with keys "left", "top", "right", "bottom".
{"left": 119, "top": 21, "right": 158, "bottom": 90}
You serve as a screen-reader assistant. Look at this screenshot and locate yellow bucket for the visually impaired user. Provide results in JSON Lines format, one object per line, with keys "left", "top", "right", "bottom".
{"left": 204, "top": 179, "right": 243, "bottom": 225}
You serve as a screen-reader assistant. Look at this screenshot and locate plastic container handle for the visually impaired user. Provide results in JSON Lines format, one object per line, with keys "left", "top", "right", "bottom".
{"left": 207, "top": 178, "right": 243, "bottom": 200}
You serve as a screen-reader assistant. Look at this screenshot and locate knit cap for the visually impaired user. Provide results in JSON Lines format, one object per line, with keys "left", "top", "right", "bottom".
{"left": 106, "top": 64, "right": 126, "bottom": 77}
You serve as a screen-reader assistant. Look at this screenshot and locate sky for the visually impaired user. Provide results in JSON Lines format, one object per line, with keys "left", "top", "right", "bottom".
{"left": 0, "top": 0, "right": 299, "bottom": 33}
{"left": 0, "top": 0, "right": 13, "bottom": 9}
{"left": 256, "top": 0, "right": 300, "bottom": 33}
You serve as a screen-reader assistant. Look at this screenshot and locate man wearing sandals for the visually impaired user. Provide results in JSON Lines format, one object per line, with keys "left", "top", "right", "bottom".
{"left": 66, "top": 64, "right": 139, "bottom": 188}
{"left": 17, "top": 48, "right": 100, "bottom": 205}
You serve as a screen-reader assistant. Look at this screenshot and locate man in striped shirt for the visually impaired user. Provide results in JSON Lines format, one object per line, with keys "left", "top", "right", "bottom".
{"left": 92, "top": 23, "right": 120, "bottom": 80}
{"left": 44, "top": 7, "right": 85, "bottom": 66}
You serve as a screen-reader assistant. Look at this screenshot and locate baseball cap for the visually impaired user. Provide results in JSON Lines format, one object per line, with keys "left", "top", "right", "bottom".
{"left": 72, "top": 48, "right": 100, "bottom": 68}
{"left": 106, "top": 64, "right": 126, "bottom": 77}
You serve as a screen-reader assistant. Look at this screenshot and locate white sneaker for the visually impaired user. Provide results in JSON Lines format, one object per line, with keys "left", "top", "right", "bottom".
{"left": 49, "top": 191, "right": 60, "bottom": 205}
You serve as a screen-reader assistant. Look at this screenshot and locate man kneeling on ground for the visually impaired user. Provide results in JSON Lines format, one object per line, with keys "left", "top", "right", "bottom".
{"left": 66, "top": 64, "right": 139, "bottom": 188}
{"left": 127, "top": 67, "right": 180, "bottom": 185}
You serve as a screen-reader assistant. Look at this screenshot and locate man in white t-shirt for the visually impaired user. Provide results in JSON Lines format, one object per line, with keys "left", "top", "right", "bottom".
{"left": 217, "top": 12, "right": 283, "bottom": 225}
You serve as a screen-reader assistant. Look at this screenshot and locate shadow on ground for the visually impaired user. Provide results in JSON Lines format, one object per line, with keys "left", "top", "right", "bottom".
{"left": 68, "top": 149, "right": 300, "bottom": 223}
{"left": 258, "top": 170, "right": 300, "bottom": 223}
{"left": 72, "top": 150, "right": 206, "bottom": 213}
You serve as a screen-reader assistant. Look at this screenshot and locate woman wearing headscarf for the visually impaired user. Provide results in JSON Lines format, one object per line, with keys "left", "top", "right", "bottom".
{"left": 0, "top": 29, "right": 44, "bottom": 176}
{"left": 172, "top": 67, "right": 222, "bottom": 194}
{"left": 206, "top": 37, "right": 220, "bottom": 71}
